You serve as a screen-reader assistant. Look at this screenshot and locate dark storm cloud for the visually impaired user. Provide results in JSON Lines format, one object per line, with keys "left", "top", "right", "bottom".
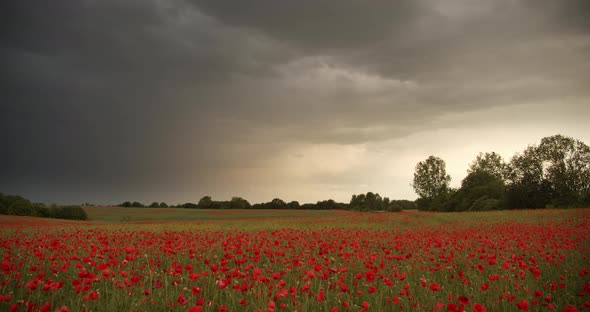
{"left": 1, "top": 0, "right": 589, "bottom": 204}
{"left": 190, "top": 0, "right": 423, "bottom": 50}
{"left": 189, "top": 0, "right": 590, "bottom": 127}
{"left": 0, "top": 0, "right": 254, "bottom": 203}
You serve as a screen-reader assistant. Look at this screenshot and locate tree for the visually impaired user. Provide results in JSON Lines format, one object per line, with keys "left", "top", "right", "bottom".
{"left": 180, "top": 202, "right": 199, "bottom": 208}
{"left": 8, "top": 198, "right": 33, "bottom": 216}
{"left": 468, "top": 152, "right": 509, "bottom": 182}
{"left": 537, "top": 134, "right": 590, "bottom": 207}
{"left": 412, "top": 156, "right": 451, "bottom": 201}
{"left": 288, "top": 201, "right": 300, "bottom": 209}
{"left": 270, "top": 198, "right": 287, "bottom": 209}
{"left": 387, "top": 199, "right": 416, "bottom": 211}
{"left": 506, "top": 135, "right": 590, "bottom": 208}
{"left": 229, "top": 197, "right": 251, "bottom": 209}
{"left": 350, "top": 193, "right": 366, "bottom": 211}
{"left": 159, "top": 202, "right": 168, "bottom": 208}
{"left": 366, "top": 192, "right": 386, "bottom": 210}
{"left": 198, "top": 196, "right": 213, "bottom": 209}
{"left": 350, "top": 192, "right": 390, "bottom": 211}
{"left": 449, "top": 171, "right": 506, "bottom": 211}
{"left": 507, "top": 144, "right": 553, "bottom": 209}
{"left": 148, "top": 201, "right": 159, "bottom": 208}
{"left": 0, "top": 193, "right": 88, "bottom": 220}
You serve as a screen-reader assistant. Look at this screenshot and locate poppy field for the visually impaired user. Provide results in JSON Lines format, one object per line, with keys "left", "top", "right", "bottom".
{"left": 0, "top": 209, "right": 588, "bottom": 311}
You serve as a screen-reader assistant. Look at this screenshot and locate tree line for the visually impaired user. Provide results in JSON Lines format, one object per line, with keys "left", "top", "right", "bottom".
{"left": 0, "top": 193, "right": 88, "bottom": 220}
{"left": 412, "top": 134, "right": 590, "bottom": 211}
{"left": 116, "top": 135, "right": 589, "bottom": 213}
{"left": 116, "top": 194, "right": 416, "bottom": 212}
{"left": 5, "top": 133, "right": 583, "bottom": 220}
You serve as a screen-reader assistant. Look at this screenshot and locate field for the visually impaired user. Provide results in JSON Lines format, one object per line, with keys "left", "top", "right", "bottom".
{"left": 0, "top": 209, "right": 588, "bottom": 311}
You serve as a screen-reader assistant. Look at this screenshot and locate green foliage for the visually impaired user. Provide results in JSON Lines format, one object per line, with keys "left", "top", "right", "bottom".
{"left": 117, "top": 201, "right": 146, "bottom": 208}
{"left": 506, "top": 145, "right": 550, "bottom": 208}
{"left": 388, "top": 199, "right": 416, "bottom": 211}
{"left": 193, "top": 196, "right": 252, "bottom": 209}
{"left": 50, "top": 205, "right": 89, "bottom": 220}
{"left": 178, "top": 202, "right": 199, "bottom": 208}
{"left": 351, "top": 192, "right": 380, "bottom": 211}
{"left": 229, "top": 197, "right": 251, "bottom": 209}
{"left": 350, "top": 192, "right": 408, "bottom": 211}
{"left": 287, "top": 201, "right": 300, "bottom": 209}
{"left": 0, "top": 193, "right": 87, "bottom": 220}
{"left": 443, "top": 171, "right": 506, "bottom": 212}
{"left": 250, "top": 199, "right": 348, "bottom": 210}
{"left": 505, "top": 134, "right": 590, "bottom": 208}
{"left": 314, "top": 199, "right": 348, "bottom": 210}
{"left": 412, "top": 156, "right": 452, "bottom": 211}
{"left": 415, "top": 134, "right": 590, "bottom": 211}
{"left": 270, "top": 198, "right": 287, "bottom": 209}
{"left": 468, "top": 152, "right": 509, "bottom": 182}
{"left": 198, "top": 196, "right": 213, "bottom": 209}
{"left": 415, "top": 197, "right": 431, "bottom": 211}
{"left": 537, "top": 134, "right": 590, "bottom": 207}
{"left": 428, "top": 190, "right": 457, "bottom": 212}
{"left": 412, "top": 156, "right": 451, "bottom": 200}
{"left": 251, "top": 198, "right": 287, "bottom": 209}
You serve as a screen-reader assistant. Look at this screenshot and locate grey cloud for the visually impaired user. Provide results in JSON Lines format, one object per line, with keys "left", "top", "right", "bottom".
{"left": 190, "top": 0, "right": 590, "bottom": 123}
{"left": 190, "top": 0, "right": 423, "bottom": 51}
{"left": 1, "top": 0, "right": 589, "bottom": 204}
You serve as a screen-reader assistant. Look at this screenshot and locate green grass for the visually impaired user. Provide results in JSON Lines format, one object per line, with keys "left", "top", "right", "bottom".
{"left": 78, "top": 206, "right": 590, "bottom": 233}
{"left": 83, "top": 206, "right": 341, "bottom": 223}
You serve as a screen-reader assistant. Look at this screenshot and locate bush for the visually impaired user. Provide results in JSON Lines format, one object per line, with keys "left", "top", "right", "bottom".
{"left": 0, "top": 193, "right": 88, "bottom": 220}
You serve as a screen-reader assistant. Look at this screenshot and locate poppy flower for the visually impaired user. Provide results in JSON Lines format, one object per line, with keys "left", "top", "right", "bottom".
{"left": 562, "top": 305, "right": 579, "bottom": 312}
{"left": 458, "top": 296, "right": 470, "bottom": 305}
{"left": 429, "top": 283, "right": 441, "bottom": 291}
{"left": 515, "top": 299, "right": 529, "bottom": 311}
{"left": 473, "top": 303, "right": 486, "bottom": 312}
{"left": 316, "top": 289, "right": 325, "bottom": 302}
{"left": 177, "top": 293, "right": 188, "bottom": 305}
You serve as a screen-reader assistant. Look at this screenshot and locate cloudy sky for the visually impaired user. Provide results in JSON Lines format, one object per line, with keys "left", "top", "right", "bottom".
{"left": 2, "top": 0, "right": 589, "bottom": 205}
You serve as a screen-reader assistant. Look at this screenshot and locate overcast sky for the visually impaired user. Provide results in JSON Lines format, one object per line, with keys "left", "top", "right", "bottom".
{"left": 2, "top": 0, "right": 590, "bottom": 205}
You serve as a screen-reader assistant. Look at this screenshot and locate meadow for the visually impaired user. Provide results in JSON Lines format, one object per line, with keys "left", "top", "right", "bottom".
{"left": 0, "top": 208, "right": 588, "bottom": 311}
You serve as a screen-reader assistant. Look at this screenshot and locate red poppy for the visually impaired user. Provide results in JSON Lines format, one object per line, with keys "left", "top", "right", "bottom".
{"left": 458, "top": 296, "right": 470, "bottom": 305}
{"left": 316, "top": 289, "right": 325, "bottom": 302}
{"left": 515, "top": 299, "right": 529, "bottom": 311}
{"left": 562, "top": 305, "right": 579, "bottom": 312}
{"left": 177, "top": 293, "right": 188, "bottom": 305}
{"left": 429, "top": 283, "right": 441, "bottom": 291}
{"left": 473, "top": 303, "right": 486, "bottom": 312}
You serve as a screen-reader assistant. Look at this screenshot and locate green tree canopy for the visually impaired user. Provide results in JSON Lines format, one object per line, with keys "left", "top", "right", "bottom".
{"left": 468, "top": 152, "right": 509, "bottom": 182}
{"left": 198, "top": 196, "right": 213, "bottom": 209}
{"left": 229, "top": 197, "right": 251, "bottom": 209}
{"left": 506, "top": 134, "right": 590, "bottom": 208}
{"left": 270, "top": 198, "right": 287, "bottom": 209}
{"left": 448, "top": 170, "right": 506, "bottom": 212}
{"left": 412, "top": 156, "right": 451, "bottom": 200}
{"left": 537, "top": 134, "right": 590, "bottom": 206}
